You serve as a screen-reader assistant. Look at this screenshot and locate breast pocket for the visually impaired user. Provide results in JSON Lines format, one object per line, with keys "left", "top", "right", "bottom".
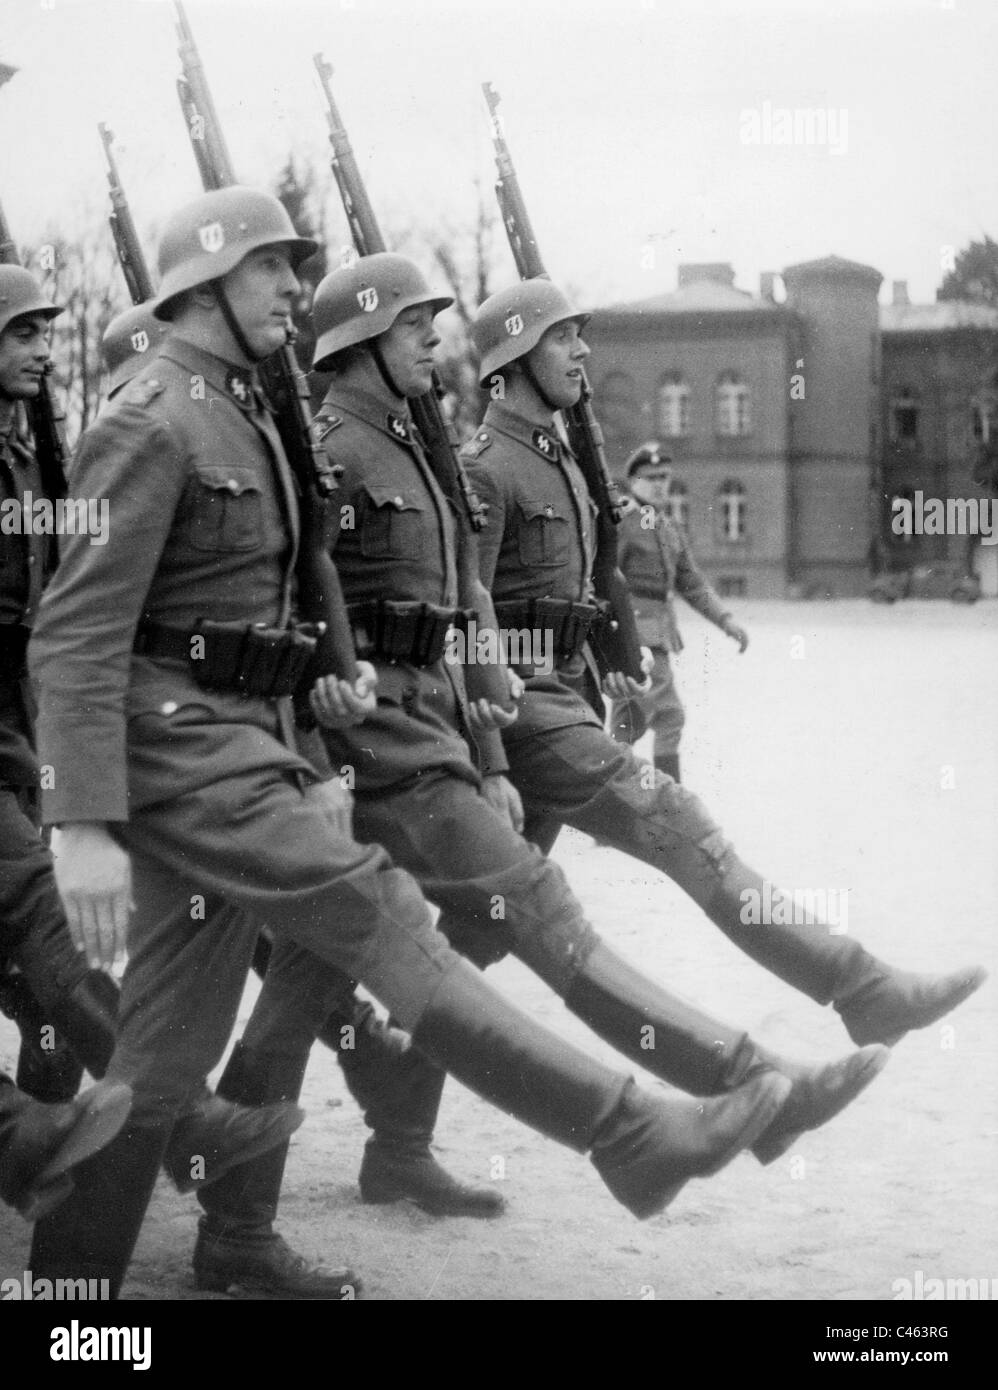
{"left": 359, "top": 484, "right": 426, "bottom": 560}
{"left": 183, "top": 465, "right": 263, "bottom": 553}
{"left": 515, "top": 498, "right": 571, "bottom": 567}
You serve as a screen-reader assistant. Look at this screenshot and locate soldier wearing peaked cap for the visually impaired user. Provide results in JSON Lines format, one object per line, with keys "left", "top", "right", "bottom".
{"left": 447, "top": 276, "right": 984, "bottom": 1108}
{"left": 608, "top": 440, "right": 749, "bottom": 784}
{"left": 25, "top": 189, "right": 795, "bottom": 1298}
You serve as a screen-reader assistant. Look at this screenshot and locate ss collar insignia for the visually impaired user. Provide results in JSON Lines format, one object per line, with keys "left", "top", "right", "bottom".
{"left": 226, "top": 370, "right": 253, "bottom": 407}
{"left": 388, "top": 413, "right": 411, "bottom": 442}
{"left": 532, "top": 428, "right": 559, "bottom": 459}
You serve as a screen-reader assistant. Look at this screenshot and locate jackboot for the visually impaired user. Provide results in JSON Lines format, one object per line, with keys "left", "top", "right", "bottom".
{"left": 29, "top": 1120, "right": 169, "bottom": 1298}
{"left": 564, "top": 939, "right": 889, "bottom": 1165}
{"left": 0, "top": 1075, "right": 132, "bottom": 1222}
{"left": 704, "top": 856, "right": 987, "bottom": 1047}
{"left": 161, "top": 1091, "right": 305, "bottom": 1194}
{"left": 7, "top": 910, "right": 120, "bottom": 1079}
{"left": 326, "top": 997, "right": 505, "bottom": 1218}
{"left": 195, "top": 1040, "right": 358, "bottom": 1299}
{"left": 411, "top": 958, "right": 791, "bottom": 1219}
{"left": 0, "top": 970, "right": 85, "bottom": 1102}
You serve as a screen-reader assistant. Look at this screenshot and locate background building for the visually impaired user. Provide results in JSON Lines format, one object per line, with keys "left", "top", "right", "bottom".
{"left": 588, "top": 258, "right": 998, "bottom": 598}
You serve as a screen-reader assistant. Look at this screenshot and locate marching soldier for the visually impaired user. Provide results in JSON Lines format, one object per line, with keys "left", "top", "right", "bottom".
{"left": 608, "top": 441, "right": 749, "bottom": 782}
{"left": 101, "top": 300, "right": 509, "bottom": 1257}
{"left": 191, "top": 251, "right": 895, "bottom": 1287}
{"left": 0, "top": 267, "right": 130, "bottom": 1226}
{"left": 0, "top": 263, "right": 317, "bottom": 1200}
{"left": 454, "top": 277, "right": 985, "bottom": 1061}
{"left": 26, "top": 189, "right": 792, "bottom": 1300}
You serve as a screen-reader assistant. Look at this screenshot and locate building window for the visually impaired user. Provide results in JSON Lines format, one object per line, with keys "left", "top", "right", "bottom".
{"left": 718, "top": 479, "right": 747, "bottom": 542}
{"left": 665, "top": 479, "right": 689, "bottom": 530}
{"left": 715, "top": 372, "right": 751, "bottom": 437}
{"left": 889, "top": 386, "right": 920, "bottom": 445}
{"left": 656, "top": 372, "right": 690, "bottom": 437}
{"left": 718, "top": 576, "right": 747, "bottom": 598}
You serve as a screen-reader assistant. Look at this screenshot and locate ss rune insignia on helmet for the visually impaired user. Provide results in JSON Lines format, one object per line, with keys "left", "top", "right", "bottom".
{"left": 198, "top": 221, "right": 225, "bottom": 253}
{"left": 358, "top": 287, "right": 379, "bottom": 312}
{"left": 130, "top": 329, "right": 150, "bottom": 353}
{"left": 505, "top": 313, "right": 523, "bottom": 336}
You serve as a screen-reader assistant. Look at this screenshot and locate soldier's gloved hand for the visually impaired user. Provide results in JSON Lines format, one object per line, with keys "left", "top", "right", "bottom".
{"left": 721, "top": 617, "right": 749, "bottom": 653}
{"left": 309, "top": 660, "right": 378, "bottom": 729}
{"left": 50, "top": 824, "right": 132, "bottom": 971}
{"left": 602, "top": 646, "right": 654, "bottom": 700}
{"left": 481, "top": 774, "right": 525, "bottom": 834}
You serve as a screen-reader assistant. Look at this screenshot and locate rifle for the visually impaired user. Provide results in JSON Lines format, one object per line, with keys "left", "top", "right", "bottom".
{"left": 171, "top": 0, "right": 357, "bottom": 685}
{"left": 98, "top": 124, "right": 154, "bottom": 305}
{"left": 482, "top": 83, "right": 645, "bottom": 682}
{"left": 314, "top": 53, "right": 514, "bottom": 712}
{"left": 0, "top": 197, "right": 70, "bottom": 501}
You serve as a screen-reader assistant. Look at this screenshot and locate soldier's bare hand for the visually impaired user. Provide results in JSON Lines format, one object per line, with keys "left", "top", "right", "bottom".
{"left": 481, "top": 774, "right": 525, "bottom": 833}
{"left": 602, "top": 648, "right": 654, "bottom": 700}
{"left": 466, "top": 696, "right": 520, "bottom": 733}
{"left": 309, "top": 661, "right": 378, "bottom": 729}
{"left": 50, "top": 824, "right": 131, "bottom": 971}
{"left": 722, "top": 619, "right": 749, "bottom": 653}
{"left": 505, "top": 667, "right": 525, "bottom": 703}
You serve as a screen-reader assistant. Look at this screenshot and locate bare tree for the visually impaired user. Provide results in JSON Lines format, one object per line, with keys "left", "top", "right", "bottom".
{"left": 23, "top": 213, "right": 129, "bottom": 441}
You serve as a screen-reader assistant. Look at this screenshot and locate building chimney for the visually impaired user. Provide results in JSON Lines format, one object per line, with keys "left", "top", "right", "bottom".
{"left": 677, "top": 262, "right": 735, "bottom": 289}
{"left": 760, "top": 272, "right": 777, "bottom": 302}
{"left": 892, "top": 280, "right": 910, "bottom": 306}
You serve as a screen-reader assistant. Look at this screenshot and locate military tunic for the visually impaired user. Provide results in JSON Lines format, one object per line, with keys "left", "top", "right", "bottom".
{"left": 209, "top": 384, "right": 642, "bottom": 1199}
{"left": 461, "top": 402, "right": 605, "bottom": 743}
{"left": 28, "top": 336, "right": 463, "bottom": 1144}
{"left": 315, "top": 384, "right": 490, "bottom": 794}
{"left": 448, "top": 400, "right": 736, "bottom": 910}
{"left": 610, "top": 500, "right": 733, "bottom": 755}
{"left": 0, "top": 426, "right": 74, "bottom": 971}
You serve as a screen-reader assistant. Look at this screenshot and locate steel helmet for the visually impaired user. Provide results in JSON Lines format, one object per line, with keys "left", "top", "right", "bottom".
{"left": 312, "top": 253, "right": 453, "bottom": 370}
{"left": 472, "top": 279, "right": 589, "bottom": 387}
{"left": 0, "top": 265, "right": 63, "bottom": 337}
{"left": 153, "top": 186, "right": 319, "bottom": 321}
{"left": 102, "top": 303, "right": 169, "bottom": 397}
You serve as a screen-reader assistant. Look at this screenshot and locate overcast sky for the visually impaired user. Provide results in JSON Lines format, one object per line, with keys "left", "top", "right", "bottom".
{"left": 2, "top": 0, "right": 995, "bottom": 310}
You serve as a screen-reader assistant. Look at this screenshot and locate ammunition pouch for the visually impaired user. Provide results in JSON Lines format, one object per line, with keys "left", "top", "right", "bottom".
{"left": 494, "top": 598, "right": 605, "bottom": 665}
{"left": 347, "top": 600, "right": 474, "bottom": 668}
{"left": 134, "top": 618, "right": 320, "bottom": 698}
